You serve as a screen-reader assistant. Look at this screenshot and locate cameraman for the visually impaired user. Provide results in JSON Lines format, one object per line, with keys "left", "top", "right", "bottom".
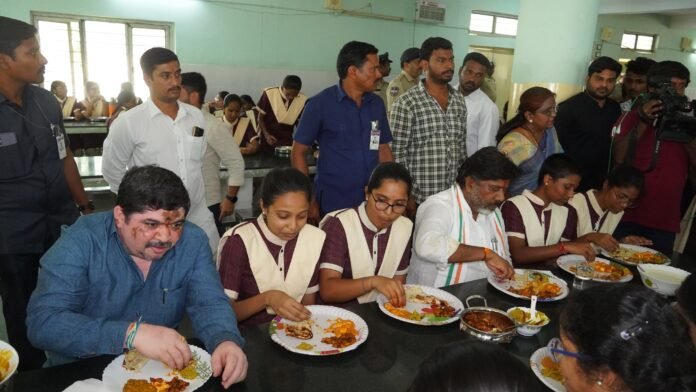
{"left": 613, "top": 61, "right": 696, "bottom": 255}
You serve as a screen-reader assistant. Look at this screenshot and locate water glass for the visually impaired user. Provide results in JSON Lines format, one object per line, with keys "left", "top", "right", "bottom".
{"left": 572, "top": 262, "right": 594, "bottom": 290}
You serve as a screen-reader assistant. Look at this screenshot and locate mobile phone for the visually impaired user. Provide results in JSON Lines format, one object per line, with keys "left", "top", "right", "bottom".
{"left": 192, "top": 126, "right": 204, "bottom": 137}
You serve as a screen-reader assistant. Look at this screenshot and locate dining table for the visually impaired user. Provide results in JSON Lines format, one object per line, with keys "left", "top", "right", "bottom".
{"left": 5, "top": 254, "right": 693, "bottom": 392}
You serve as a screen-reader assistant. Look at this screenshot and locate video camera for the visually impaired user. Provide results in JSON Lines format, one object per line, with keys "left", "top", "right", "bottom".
{"left": 647, "top": 75, "right": 696, "bottom": 143}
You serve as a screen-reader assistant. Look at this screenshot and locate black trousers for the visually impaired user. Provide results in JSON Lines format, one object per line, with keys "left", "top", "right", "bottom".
{"left": 0, "top": 253, "right": 46, "bottom": 371}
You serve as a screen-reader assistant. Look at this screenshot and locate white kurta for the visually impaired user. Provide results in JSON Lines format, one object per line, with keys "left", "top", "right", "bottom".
{"left": 103, "top": 99, "right": 220, "bottom": 255}
{"left": 408, "top": 185, "right": 511, "bottom": 287}
{"left": 463, "top": 88, "right": 500, "bottom": 157}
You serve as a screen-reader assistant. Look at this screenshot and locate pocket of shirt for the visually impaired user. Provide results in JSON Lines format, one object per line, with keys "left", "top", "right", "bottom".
{"left": 185, "top": 134, "right": 205, "bottom": 161}
{"left": 0, "top": 132, "right": 33, "bottom": 181}
{"left": 158, "top": 284, "right": 187, "bottom": 326}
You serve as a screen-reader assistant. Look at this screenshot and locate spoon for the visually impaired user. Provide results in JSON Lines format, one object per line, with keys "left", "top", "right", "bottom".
{"left": 530, "top": 295, "right": 538, "bottom": 320}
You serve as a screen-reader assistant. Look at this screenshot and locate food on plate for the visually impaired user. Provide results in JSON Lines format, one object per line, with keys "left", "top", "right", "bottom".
{"left": 150, "top": 376, "right": 189, "bottom": 392}
{"left": 122, "top": 349, "right": 149, "bottom": 371}
{"left": 508, "top": 272, "right": 561, "bottom": 299}
{"left": 570, "top": 260, "right": 630, "bottom": 281}
{"left": 384, "top": 302, "right": 424, "bottom": 321}
{"left": 285, "top": 321, "right": 314, "bottom": 340}
{"left": 401, "top": 286, "right": 458, "bottom": 318}
{"left": 123, "top": 379, "right": 157, "bottom": 392}
{"left": 0, "top": 349, "right": 13, "bottom": 382}
{"left": 175, "top": 358, "right": 198, "bottom": 380}
{"left": 610, "top": 247, "right": 667, "bottom": 264}
{"left": 508, "top": 308, "right": 549, "bottom": 326}
{"left": 321, "top": 318, "right": 359, "bottom": 348}
{"left": 462, "top": 310, "right": 514, "bottom": 333}
{"left": 295, "top": 342, "right": 314, "bottom": 350}
{"left": 540, "top": 356, "right": 563, "bottom": 383}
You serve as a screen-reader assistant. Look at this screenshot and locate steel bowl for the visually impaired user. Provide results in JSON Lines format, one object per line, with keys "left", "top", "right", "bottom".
{"left": 459, "top": 295, "right": 516, "bottom": 343}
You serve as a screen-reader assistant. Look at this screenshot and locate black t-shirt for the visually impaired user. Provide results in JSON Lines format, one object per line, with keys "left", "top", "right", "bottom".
{"left": 0, "top": 85, "right": 78, "bottom": 254}
{"left": 555, "top": 92, "right": 621, "bottom": 192}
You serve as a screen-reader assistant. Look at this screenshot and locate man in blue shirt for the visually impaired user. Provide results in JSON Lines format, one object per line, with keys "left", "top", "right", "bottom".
{"left": 27, "top": 166, "right": 247, "bottom": 388}
{"left": 292, "top": 41, "right": 393, "bottom": 220}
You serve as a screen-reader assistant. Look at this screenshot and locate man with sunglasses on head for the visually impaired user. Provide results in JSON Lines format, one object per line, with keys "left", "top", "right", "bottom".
{"left": 408, "top": 148, "right": 517, "bottom": 287}
{"left": 27, "top": 165, "right": 248, "bottom": 389}
{"left": 555, "top": 56, "right": 623, "bottom": 192}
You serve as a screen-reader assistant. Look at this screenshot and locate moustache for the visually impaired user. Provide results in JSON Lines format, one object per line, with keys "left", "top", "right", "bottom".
{"left": 146, "top": 241, "right": 172, "bottom": 249}
{"left": 168, "top": 86, "right": 181, "bottom": 93}
{"left": 38, "top": 66, "right": 45, "bottom": 74}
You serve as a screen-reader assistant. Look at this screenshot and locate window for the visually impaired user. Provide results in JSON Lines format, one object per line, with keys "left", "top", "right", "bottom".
{"left": 33, "top": 12, "right": 172, "bottom": 101}
{"left": 469, "top": 11, "right": 518, "bottom": 36}
{"left": 620, "top": 32, "right": 656, "bottom": 52}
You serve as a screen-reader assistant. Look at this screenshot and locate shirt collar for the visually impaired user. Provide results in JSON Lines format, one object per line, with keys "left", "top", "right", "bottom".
{"left": 257, "top": 215, "right": 287, "bottom": 246}
{"left": 145, "top": 98, "right": 189, "bottom": 121}
{"left": 587, "top": 190, "right": 605, "bottom": 216}
{"left": 357, "top": 202, "right": 387, "bottom": 234}
{"left": 401, "top": 70, "right": 416, "bottom": 82}
{"left": 522, "top": 189, "right": 552, "bottom": 210}
{"left": 335, "top": 82, "right": 372, "bottom": 103}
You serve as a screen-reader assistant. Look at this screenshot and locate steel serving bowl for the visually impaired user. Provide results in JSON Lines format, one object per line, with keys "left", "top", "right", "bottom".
{"left": 459, "top": 295, "right": 516, "bottom": 343}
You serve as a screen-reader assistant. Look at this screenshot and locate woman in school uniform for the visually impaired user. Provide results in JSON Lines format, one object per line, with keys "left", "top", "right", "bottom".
{"left": 501, "top": 153, "right": 596, "bottom": 266}
{"left": 217, "top": 167, "right": 325, "bottom": 326}
{"left": 569, "top": 164, "right": 652, "bottom": 251}
{"left": 220, "top": 93, "right": 259, "bottom": 155}
{"left": 319, "top": 162, "right": 413, "bottom": 307}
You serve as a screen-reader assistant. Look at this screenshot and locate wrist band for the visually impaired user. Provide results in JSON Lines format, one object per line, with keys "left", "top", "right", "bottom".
{"left": 482, "top": 247, "right": 490, "bottom": 260}
{"left": 558, "top": 243, "right": 567, "bottom": 255}
{"left": 125, "top": 315, "right": 143, "bottom": 350}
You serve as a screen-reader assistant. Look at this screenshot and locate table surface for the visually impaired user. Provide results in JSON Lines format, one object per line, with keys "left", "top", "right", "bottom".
{"left": 76, "top": 151, "right": 316, "bottom": 180}
{"left": 64, "top": 121, "right": 108, "bottom": 135}
{"left": 7, "top": 255, "right": 693, "bottom": 392}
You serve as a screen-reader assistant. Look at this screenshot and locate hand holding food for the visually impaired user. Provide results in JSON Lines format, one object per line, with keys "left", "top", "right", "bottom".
{"left": 584, "top": 232, "right": 619, "bottom": 252}
{"left": 211, "top": 341, "right": 248, "bottom": 388}
{"left": 484, "top": 252, "right": 515, "bottom": 280}
{"left": 563, "top": 240, "right": 596, "bottom": 260}
{"left": 131, "top": 323, "right": 191, "bottom": 371}
{"left": 369, "top": 276, "right": 405, "bottom": 307}
{"left": 264, "top": 290, "right": 311, "bottom": 321}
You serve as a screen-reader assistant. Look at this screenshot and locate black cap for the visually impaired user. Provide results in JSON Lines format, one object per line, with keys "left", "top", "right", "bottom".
{"left": 400, "top": 48, "right": 420, "bottom": 64}
{"left": 379, "top": 52, "right": 392, "bottom": 65}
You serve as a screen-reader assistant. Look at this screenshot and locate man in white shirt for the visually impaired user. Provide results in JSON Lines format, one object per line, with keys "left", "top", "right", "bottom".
{"left": 103, "top": 47, "right": 220, "bottom": 255}
{"left": 408, "top": 147, "right": 517, "bottom": 287}
{"left": 457, "top": 52, "right": 500, "bottom": 157}
{"left": 179, "top": 72, "right": 244, "bottom": 236}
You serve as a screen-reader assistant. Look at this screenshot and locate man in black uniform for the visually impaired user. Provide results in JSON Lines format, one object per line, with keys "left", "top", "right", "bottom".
{"left": 555, "top": 56, "right": 622, "bottom": 192}
{"left": 0, "top": 16, "right": 91, "bottom": 370}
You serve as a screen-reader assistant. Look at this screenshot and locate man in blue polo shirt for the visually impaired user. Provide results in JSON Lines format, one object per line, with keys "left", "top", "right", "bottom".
{"left": 292, "top": 41, "right": 393, "bottom": 221}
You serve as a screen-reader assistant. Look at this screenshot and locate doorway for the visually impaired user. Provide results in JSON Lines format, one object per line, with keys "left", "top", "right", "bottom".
{"left": 469, "top": 46, "right": 514, "bottom": 118}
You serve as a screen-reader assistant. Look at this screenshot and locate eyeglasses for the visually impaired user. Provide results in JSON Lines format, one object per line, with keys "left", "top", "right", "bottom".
{"left": 547, "top": 337, "right": 592, "bottom": 362}
{"left": 536, "top": 106, "right": 558, "bottom": 116}
{"left": 612, "top": 189, "right": 635, "bottom": 207}
{"left": 140, "top": 220, "right": 185, "bottom": 234}
{"left": 370, "top": 193, "right": 407, "bottom": 213}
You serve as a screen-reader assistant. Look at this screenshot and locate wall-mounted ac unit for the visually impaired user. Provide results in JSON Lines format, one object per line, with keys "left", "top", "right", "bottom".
{"left": 416, "top": 1, "right": 446, "bottom": 24}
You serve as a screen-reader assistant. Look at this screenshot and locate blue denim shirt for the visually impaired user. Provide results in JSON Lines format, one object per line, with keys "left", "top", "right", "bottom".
{"left": 294, "top": 83, "right": 392, "bottom": 214}
{"left": 26, "top": 212, "right": 244, "bottom": 366}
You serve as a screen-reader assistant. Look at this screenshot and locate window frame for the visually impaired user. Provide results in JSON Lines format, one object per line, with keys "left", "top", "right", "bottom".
{"left": 469, "top": 11, "right": 518, "bottom": 37}
{"left": 620, "top": 31, "right": 657, "bottom": 53}
{"left": 31, "top": 11, "right": 173, "bottom": 95}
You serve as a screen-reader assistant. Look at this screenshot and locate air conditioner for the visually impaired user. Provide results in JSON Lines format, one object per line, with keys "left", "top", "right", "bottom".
{"left": 416, "top": 1, "right": 446, "bottom": 24}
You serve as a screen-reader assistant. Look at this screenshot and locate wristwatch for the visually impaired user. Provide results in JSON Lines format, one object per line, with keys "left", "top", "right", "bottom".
{"left": 225, "top": 195, "right": 238, "bottom": 203}
{"left": 78, "top": 200, "right": 95, "bottom": 212}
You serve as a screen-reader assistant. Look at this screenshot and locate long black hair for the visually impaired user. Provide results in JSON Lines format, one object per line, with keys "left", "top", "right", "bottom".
{"left": 561, "top": 285, "right": 696, "bottom": 392}
{"left": 409, "top": 341, "right": 542, "bottom": 392}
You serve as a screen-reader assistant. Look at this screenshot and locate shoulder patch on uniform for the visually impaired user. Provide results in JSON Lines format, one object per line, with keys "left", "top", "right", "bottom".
{"left": 390, "top": 86, "right": 400, "bottom": 96}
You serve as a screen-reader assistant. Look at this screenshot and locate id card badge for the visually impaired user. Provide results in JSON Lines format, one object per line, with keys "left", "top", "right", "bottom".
{"left": 52, "top": 124, "right": 67, "bottom": 159}
{"left": 369, "top": 120, "right": 380, "bottom": 151}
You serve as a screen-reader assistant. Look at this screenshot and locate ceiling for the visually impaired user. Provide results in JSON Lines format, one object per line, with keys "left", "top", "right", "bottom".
{"left": 599, "top": 0, "right": 696, "bottom": 29}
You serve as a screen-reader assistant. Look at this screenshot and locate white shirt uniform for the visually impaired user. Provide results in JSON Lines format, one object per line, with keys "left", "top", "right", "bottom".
{"left": 201, "top": 109, "right": 245, "bottom": 207}
{"left": 408, "top": 185, "right": 511, "bottom": 287}
{"left": 103, "top": 99, "right": 220, "bottom": 256}
{"left": 463, "top": 88, "right": 500, "bottom": 157}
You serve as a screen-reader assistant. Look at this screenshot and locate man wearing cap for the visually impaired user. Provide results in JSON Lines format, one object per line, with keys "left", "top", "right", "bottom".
{"left": 374, "top": 52, "right": 392, "bottom": 108}
{"left": 386, "top": 47, "right": 421, "bottom": 116}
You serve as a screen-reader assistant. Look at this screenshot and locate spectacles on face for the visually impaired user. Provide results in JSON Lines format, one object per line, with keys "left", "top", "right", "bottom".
{"left": 370, "top": 193, "right": 407, "bottom": 213}
{"left": 548, "top": 337, "right": 592, "bottom": 362}
{"left": 536, "top": 105, "right": 558, "bottom": 116}
{"left": 140, "top": 219, "right": 185, "bottom": 235}
{"left": 612, "top": 189, "right": 635, "bottom": 207}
